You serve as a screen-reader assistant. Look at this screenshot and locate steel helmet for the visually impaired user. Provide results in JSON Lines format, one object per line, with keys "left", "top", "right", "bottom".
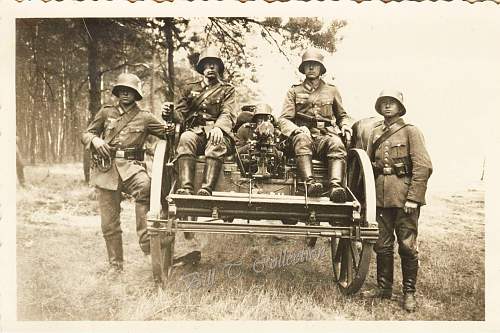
{"left": 375, "top": 89, "right": 406, "bottom": 116}
{"left": 299, "top": 48, "right": 326, "bottom": 75}
{"left": 196, "top": 46, "right": 225, "bottom": 76}
{"left": 252, "top": 103, "right": 275, "bottom": 122}
{"left": 112, "top": 73, "right": 143, "bottom": 101}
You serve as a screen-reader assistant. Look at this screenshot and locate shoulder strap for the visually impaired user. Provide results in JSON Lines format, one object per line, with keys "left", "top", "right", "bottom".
{"left": 191, "top": 82, "right": 224, "bottom": 111}
{"left": 369, "top": 122, "right": 409, "bottom": 160}
{"left": 105, "top": 105, "right": 141, "bottom": 144}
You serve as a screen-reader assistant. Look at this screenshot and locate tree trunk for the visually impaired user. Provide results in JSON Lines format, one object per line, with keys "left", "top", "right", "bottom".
{"left": 164, "top": 18, "right": 175, "bottom": 102}
{"left": 83, "top": 18, "right": 102, "bottom": 183}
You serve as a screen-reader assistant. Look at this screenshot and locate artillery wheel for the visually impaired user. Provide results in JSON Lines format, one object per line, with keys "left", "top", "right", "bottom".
{"left": 330, "top": 237, "right": 374, "bottom": 295}
{"left": 346, "top": 148, "right": 376, "bottom": 227}
{"left": 150, "top": 233, "right": 175, "bottom": 285}
{"left": 149, "top": 140, "right": 175, "bottom": 285}
{"left": 329, "top": 149, "right": 376, "bottom": 295}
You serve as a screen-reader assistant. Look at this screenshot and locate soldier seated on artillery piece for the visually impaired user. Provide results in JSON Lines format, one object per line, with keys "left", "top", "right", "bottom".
{"left": 162, "top": 46, "right": 237, "bottom": 196}
{"left": 278, "top": 48, "right": 353, "bottom": 202}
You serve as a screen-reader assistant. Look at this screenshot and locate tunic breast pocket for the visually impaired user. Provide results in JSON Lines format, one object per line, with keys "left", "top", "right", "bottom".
{"left": 104, "top": 121, "right": 117, "bottom": 137}
{"left": 295, "top": 97, "right": 309, "bottom": 105}
{"left": 317, "top": 99, "right": 333, "bottom": 118}
{"left": 203, "top": 98, "right": 222, "bottom": 117}
{"left": 123, "top": 127, "right": 145, "bottom": 142}
{"left": 390, "top": 142, "right": 408, "bottom": 158}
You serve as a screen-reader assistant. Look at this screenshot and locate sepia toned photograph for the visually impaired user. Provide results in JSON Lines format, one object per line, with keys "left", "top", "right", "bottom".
{"left": 2, "top": 1, "right": 499, "bottom": 330}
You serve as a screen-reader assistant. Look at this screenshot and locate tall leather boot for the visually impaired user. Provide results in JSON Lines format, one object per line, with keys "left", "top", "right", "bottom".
{"left": 135, "top": 203, "right": 150, "bottom": 255}
{"left": 104, "top": 235, "right": 123, "bottom": 272}
{"left": 176, "top": 156, "right": 196, "bottom": 195}
{"left": 377, "top": 254, "right": 394, "bottom": 298}
{"left": 296, "top": 155, "right": 323, "bottom": 197}
{"left": 328, "top": 159, "right": 347, "bottom": 203}
{"left": 402, "top": 256, "right": 418, "bottom": 312}
{"left": 197, "top": 157, "right": 223, "bottom": 196}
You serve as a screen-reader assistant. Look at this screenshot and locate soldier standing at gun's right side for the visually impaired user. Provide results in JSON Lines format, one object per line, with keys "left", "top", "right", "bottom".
{"left": 82, "top": 73, "right": 171, "bottom": 273}
{"left": 363, "top": 89, "right": 433, "bottom": 313}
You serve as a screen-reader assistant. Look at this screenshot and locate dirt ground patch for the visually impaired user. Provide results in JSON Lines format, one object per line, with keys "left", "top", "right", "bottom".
{"left": 16, "top": 164, "right": 484, "bottom": 321}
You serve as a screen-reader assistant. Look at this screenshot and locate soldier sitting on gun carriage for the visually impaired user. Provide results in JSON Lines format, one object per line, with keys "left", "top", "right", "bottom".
{"left": 162, "top": 46, "right": 237, "bottom": 196}
{"left": 234, "top": 103, "right": 283, "bottom": 178}
{"left": 278, "top": 48, "right": 353, "bottom": 203}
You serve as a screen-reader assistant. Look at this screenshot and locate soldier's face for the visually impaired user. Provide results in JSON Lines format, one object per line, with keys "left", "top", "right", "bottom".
{"left": 379, "top": 97, "right": 401, "bottom": 118}
{"left": 116, "top": 87, "right": 137, "bottom": 105}
{"left": 203, "top": 60, "right": 220, "bottom": 79}
{"left": 304, "top": 61, "right": 322, "bottom": 79}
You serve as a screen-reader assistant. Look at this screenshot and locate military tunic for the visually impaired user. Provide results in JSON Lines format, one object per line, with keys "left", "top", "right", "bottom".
{"left": 81, "top": 103, "right": 170, "bottom": 254}
{"left": 369, "top": 118, "right": 433, "bottom": 208}
{"left": 369, "top": 118, "right": 433, "bottom": 291}
{"left": 82, "top": 103, "right": 170, "bottom": 191}
{"left": 278, "top": 79, "right": 352, "bottom": 160}
{"left": 174, "top": 79, "right": 237, "bottom": 159}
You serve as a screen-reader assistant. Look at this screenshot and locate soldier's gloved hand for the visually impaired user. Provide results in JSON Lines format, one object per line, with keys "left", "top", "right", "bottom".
{"left": 91, "top": 137, "right": 111, "bottom": 158}
{"left": 161, "top": 102, "right": 174, "bottom": 121}
{"left": 295, "top": 126, "right": 311, "bottom": 138}
{"left": 404, "top": 200, "right": 418, "bottom": 215}
{"left": 208, "top": 127, "right": 224, "bottom": 145}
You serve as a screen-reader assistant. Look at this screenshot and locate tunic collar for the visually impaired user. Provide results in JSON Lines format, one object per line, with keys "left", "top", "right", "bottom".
{"left": 303, "top": 78, "right": 324, "bottom": 93}
{"left": 382, "top": 117, "right": 405, "bottom": 131}
{"left": 118, "top": 102, "right": 137, "bottom": 115}
{"left": 202, "top": 77, "right": 221, "bottom": 89}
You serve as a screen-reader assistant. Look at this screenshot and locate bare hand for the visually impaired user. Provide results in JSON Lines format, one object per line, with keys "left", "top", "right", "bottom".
{"left": 165, "top": 123, "right": 176, "bottom": 135}
{"left": 92, "top": 137, "right": 111, "bottom": 158}
{"left": 208, "top": 127, "right": 224, "bottom": 145}
{"left": 341, "top": 125, "right": 352, "bottom": 138}
{"left": 404, "top": 200, "right": 418, "bottom": 214}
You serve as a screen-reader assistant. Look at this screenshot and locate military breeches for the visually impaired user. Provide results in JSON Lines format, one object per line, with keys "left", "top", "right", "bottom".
{"left": 290, "top": 132, "right": 346, "bottom": 160}
{"left": 374, "top": 207, "right": 419, "bottom": 260}
{"left": 97, "top": 169, "right": 151, "bottom": 254}
{"left": 176, "top": 129, "right": 232, "bottom": 160}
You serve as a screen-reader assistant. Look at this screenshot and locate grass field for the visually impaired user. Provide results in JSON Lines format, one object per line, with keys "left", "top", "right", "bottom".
{"left": 16, "top": 163, "right": 485, "bottom": 321}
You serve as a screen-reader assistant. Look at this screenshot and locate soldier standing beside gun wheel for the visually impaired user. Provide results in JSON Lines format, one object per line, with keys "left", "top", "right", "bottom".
{"left": 278, "top": 48, "right": 353, "bottom": 202}
{"left": 362, "top": 89, "right": 433, "bottom": 313}
{"left": 82, "top": 73, "right": 172, "bottom": 274}
{"left": 163, "top": 46, "right": 237, "bottom": 196}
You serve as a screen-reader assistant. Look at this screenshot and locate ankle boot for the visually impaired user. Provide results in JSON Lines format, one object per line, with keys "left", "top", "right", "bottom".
{"left": 104, "top": 235, "right": 124, "bottom": 272}
{"left": 328, "top": 159, "right": 347, "bottom": 202}
{"left": 296, "top": 155, "right": 323, "bottom": 197}
{"left": 376, "top": 254, "right": 394, "bottom": 298}
{"left": 176, "top": 156, "right": 196, "bottom": 195}
{"left": 197, "top": 158, "right": 223, "bottom": 196}
{"left": 135, "top": 203, "right": 150, "bottom": 255}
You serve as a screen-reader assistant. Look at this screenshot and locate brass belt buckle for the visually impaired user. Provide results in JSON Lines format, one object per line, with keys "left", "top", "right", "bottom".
{"left": 115, "top": 150, "right": 125, "bottom": 158}
{"left": 383, "top": 167, "right": 393, "bottom": 175}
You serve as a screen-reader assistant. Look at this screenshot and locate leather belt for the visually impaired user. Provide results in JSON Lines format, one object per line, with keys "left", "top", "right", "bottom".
{"left": 111, "top": 148, "right": 144, "bottom": 161}
{"left": 373, "top": 166, "right": 395, "bottom": 176}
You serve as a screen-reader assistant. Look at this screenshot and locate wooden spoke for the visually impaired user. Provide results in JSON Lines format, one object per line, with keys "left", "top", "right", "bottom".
{"left": 331, "top": 238, "right": 374, "bottom": 295}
